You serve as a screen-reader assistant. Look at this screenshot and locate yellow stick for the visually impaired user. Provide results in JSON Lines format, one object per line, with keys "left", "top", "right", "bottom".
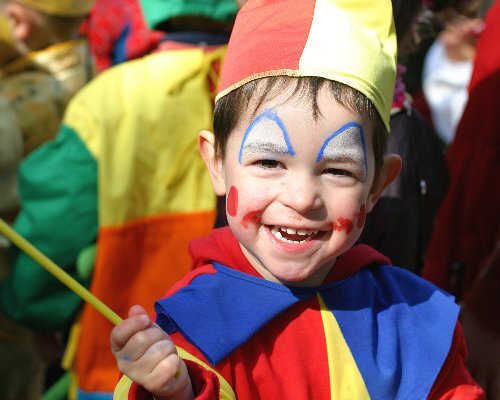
{"left": 0, "top": 218, "right": 122, "bottom": 325}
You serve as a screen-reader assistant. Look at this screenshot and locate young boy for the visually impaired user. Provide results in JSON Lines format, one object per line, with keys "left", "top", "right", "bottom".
{"left": 111, "top": 0, "right": 484, "bottom": 398}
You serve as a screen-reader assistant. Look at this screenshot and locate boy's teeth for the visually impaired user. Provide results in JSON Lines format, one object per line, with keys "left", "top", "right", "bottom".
{"left": 272, "top": 226, "right": 319, "bottom": 243}
{"left": 278, "top": 226, "right": 317, "bottom": 235}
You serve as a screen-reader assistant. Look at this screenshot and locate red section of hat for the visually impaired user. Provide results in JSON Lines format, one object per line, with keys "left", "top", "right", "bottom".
{"left": 218, "top": 0, "right": 315, "bottom": 95}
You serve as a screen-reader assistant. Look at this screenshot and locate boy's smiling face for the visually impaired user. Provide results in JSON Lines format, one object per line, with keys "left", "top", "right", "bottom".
{"left": 200, "top": 86, "right": 400, "bottom": 287}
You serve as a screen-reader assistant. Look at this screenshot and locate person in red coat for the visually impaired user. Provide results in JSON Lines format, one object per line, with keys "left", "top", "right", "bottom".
{"left": 422, "top": 2, "right": 500, "bottom": 398}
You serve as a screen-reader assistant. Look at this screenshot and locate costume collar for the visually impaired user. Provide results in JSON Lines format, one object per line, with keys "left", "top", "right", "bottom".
{"left": 155, "top": 257, "right": 458, "bottom": 399}
{"left": 158, "top": 237, "right": 394, "bottom": 366}
{"left": 156, "top": 261, "right": 353, "bottom": 365}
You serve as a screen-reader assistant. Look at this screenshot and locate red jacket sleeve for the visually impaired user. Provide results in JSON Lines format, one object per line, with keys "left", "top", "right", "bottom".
{"left": 427, "top": 322, "right": 485, "bottom": 399}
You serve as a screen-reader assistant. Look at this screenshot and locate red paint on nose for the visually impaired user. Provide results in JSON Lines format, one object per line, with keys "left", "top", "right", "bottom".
{"left": 332, "top": 217, "right": 353, "bottom": 234}
{"left": 357, "top": 205, "right": 366, "bottom": 229}
{"left": 227, "top": 186, "right": 238, "bottom": 217}
{"left": 241, "top": 211, "right": 262, "bottom": 228}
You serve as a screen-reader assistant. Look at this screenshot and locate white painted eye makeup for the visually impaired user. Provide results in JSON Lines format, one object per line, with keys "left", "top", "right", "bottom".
{"left": 239, "top": 109, "right": 295, "bottom": 163}
{"left": 316, "top": 122, "right": 368, "bottom": 181}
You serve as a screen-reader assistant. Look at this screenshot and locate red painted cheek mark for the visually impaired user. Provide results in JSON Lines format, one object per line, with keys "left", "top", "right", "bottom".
{"left": 227, "top": 186, "right": 238, "bottom": 217}
{"left": 241, "top": 211, "right": 262, "bottom": 229}
{"left": 357, "top": 205, "right": 366, "bottom": 229}
{"left": 332, "top": 217, "right": 353, "bottom": 234}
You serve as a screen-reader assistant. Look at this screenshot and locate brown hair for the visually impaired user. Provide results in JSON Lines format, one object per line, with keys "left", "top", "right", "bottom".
{"left": 213, "top": 76, "right": 388, "bottom": 179}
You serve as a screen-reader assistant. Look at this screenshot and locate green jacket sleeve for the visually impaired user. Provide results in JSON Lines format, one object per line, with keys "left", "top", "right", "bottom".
{"left": 0, "top": 124, "right": 98, "bottom": 331}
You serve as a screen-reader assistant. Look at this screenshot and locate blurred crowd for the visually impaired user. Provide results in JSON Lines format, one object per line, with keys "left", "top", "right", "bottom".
{"left": 0, "top": 0, "right": 498, "bottom": 399}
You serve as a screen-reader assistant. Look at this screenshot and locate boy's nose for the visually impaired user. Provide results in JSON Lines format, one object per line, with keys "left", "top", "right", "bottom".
{"left": 280, "top": 176, "right": 323, "bottom": 213}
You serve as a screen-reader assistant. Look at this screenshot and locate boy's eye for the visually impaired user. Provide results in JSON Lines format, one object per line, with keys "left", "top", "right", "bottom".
{"left": 256, "top": 159, "right": 281, "bottom": 169}
{"left": 323, "top": 168, "right": 355, "bottom": 178}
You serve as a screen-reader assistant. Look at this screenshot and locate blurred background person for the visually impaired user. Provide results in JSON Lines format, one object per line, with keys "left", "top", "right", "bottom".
{"left": 0, "top": 0, "right": 94, "bottom": 223}
{"left": 0, "top": 1, "right": 94, "bottom": 399}
{"left": 422, "top": 1, "right": 500, "bottom": 398}
{"left": 358, "top": 0, "right": 449, "bottom": 274}
{"left": 81, "top": 0, "right": 163, "bottom": 72}
{"left": 422, "top": 2, "right": 485, "bottom": 146}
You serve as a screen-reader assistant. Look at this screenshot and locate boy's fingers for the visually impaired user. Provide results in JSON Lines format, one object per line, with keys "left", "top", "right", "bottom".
{"left": 142, "top": 337, "right": 178, "bottom": 369}
{"left": 145, "top": 353, "right": 188, "bottom": 397}
{"left": 110, "top": 313, "right": 151, "bottom": 352}
{"left": 123, "top": 338, "right": 178, "bottom": 380}
{"left": 128, "top": 304, "right": 149, "bottom": 318}
{"left": 114, "top": 323, "right": 171, "bottom": 363}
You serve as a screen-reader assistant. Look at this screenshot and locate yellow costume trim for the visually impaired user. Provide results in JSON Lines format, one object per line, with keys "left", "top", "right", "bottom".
{"left": 60, "top": 320, "right": 80, "bottom": 400}
{"left": 113, "top": 346, "right": 236, "bottom": 400}
{"left": 114, "top": 375, "right": 133, "bottom": 400}
{"left": 317, "top": 293, "right": 371, "bottom": 399}
{"left": 62, "top": 319, "right": 81, "bottom": 370}
{"left": 176, "top": 346, "right": 236, "bottom": 399}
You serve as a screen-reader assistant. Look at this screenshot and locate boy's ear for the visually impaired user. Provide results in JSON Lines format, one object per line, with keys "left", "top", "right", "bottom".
{"left": 366, "top": 154, "right": 402, "bottom": 212}
{"left": 198, "top": 130, "right": 226, "bottom": 196}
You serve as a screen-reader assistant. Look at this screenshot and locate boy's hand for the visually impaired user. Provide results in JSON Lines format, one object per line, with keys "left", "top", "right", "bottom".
{"left": 111, "top": 305, "right": 194, "bottom": 400}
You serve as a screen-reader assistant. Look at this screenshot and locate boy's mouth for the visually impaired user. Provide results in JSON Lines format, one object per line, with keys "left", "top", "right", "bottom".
{"left": 270, "top": 225, "right": 321, "bottom": 243}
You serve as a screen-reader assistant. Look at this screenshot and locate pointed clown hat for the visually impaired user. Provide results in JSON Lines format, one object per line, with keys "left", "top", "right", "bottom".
{"left": 216, "top": 0, "right": 397, "bottom": 131}
{"left": 14, "top": 0, "right": 95, "bottom": 16}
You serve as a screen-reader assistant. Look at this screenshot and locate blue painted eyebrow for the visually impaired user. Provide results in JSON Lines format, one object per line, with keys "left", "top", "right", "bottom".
{"left": 316, "top": 121, "right": 368, "bottom": 174}
{"left": 238, "top": 109, "right": 296, "bottom": 164}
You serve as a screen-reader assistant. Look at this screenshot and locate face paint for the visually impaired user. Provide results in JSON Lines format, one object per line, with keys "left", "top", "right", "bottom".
{"left": 226, "top": 186, "right": 238, "bottom": 217}
{"left": 357, "top": 205, "right": 366, "bottom": 229}
{"left": 241, "top": 210, "right": 262, "bottom": 229}
{"left": 316, "top": 122, "right": 368, "bottom": 181}
{"left": 0, "top": 15, "right": 14, "bottom": 46}
{"left": 332, "top": 217, "right": 353, "bottom": 234}
{"left": 239, "top": 109, "right": 295, "bottom": 163}
{"left": 220, "top": 88, "right": 376, "bottom": 287}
